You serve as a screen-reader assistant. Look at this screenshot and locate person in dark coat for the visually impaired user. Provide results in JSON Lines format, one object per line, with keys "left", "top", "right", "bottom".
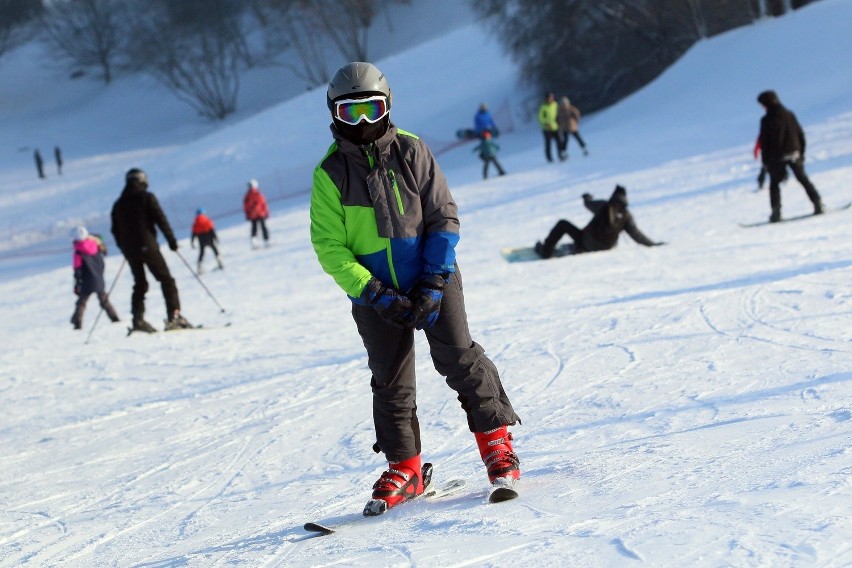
{"left": 110, "top": 168, "right": 191, "bottom": 332}
{"left": 70, "top": 226, "right": 119, "bottom": 329}
{"left": 535, "top": 185, "right": 663, "bottom": 258}
{"left": 757, "top": 90, "right": 823, "bottom": 222}
{"left": 34, "top": 149, "right": 45, "bottom": 179}
{"left": 55, "top": 146, "right": 63, "bottom": 175}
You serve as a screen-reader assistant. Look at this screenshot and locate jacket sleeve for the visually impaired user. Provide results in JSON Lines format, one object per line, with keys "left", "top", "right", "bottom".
{"left": 624, "top": 213, "right": 656, "bottom": 247}
{"left": 795, "top": 115, "right": 806, "bottom": 156}
{"left": 413, "top": 141, "right": 460, "bottom": 275}
{"left": 148, "top": 193, "right": 177, "bottom": 247}
{"left": 585, "top": 199, "right": 607, "bottom": 214}
{"left": 310, "top": 166, "right": 374, "bottom": 298}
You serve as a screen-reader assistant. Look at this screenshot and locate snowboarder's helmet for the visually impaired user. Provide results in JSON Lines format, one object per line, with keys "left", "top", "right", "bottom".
{"left": 248, "top": 179, "right": 258, "bottom": 189}
{"left": 326, "top": 62, "right": 391, "bottom": 113}
{"left": 126, "top": 168, "right": 148, "bottom": 185}
{"left": 72, "top": 226, "right": 88, "bottom": 241}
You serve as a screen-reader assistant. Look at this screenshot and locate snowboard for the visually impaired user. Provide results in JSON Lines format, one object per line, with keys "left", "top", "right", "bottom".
{"left": 455, "top": 127, "right": 500, "bottom": 141}
{"left": 739, "top": 201, "right": 851, "bottom": 228}
{"left": 501, "top": 243, "right": 576, "bottom": 263}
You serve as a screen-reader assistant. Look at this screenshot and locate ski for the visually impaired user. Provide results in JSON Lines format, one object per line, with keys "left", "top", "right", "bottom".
{"left": 303, "top": 478, "right": 467, "bottom": 537}
{"left": 127, "top": 322, "right": 231, "bottom": 336}
{"left": 739, "top": 201, "right": 851, "bottom": 228}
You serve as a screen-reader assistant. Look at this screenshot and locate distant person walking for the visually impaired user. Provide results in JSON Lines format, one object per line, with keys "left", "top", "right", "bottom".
{"left": 757, "top": 90, "right": 823, "bottom": 222}
{"left": 34, "top": 149, "right": 45, "bottom": 179}
{"left": 69, "top": 226, "right": 120, "bottom": 330}
{"left": 111, "top": 168, "right": 192, "bottom": 332}
{"left": 190, "top": 208, "right": 223, "bottom": 273}
{"left": 537, "top": 92, "right": 559, "bottom": 163}
{"left": 472, "top": 130, "right": 505, "bottom": 179}
{"left": 243, "top": 178, "right": 270, "bottom": 248}
{"left": 556, "top": 96, "right": 588, "bottom": 160}
{"left": 55, "top": 146, "right": 63, "bottom": 175}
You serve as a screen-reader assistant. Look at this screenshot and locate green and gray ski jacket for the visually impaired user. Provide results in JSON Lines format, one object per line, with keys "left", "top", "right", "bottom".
{"left": 310, "top": 123, "right": 460, "bottom": 302}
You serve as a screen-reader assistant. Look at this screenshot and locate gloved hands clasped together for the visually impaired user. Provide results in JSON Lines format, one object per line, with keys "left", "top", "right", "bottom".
{"left": 362, "top": 273, "right": 450, "bottom": 330}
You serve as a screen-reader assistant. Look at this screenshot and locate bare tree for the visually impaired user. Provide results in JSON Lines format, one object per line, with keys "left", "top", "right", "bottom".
{"left": 0, "top": 0, "right": 42, "bottom": 61}
{"left": 41, "top": 0, "right": 124, "bottom": 84}
{"left": 127, "top": 0, "right": 245, "bottom": 120}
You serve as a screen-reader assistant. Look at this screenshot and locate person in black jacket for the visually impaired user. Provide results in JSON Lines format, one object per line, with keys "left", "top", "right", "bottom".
{"left": 757, "top": 90, "right": 823, "bottom": 223}
{"left": 110, "top": 168, "right": 191, "bottom": 332}
{"left": 535, "top": 185, "right": 663, "bottom": 258}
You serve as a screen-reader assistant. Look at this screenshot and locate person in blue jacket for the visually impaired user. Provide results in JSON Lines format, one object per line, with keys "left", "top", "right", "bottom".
{"left": 473, "top": 103, "right": 499, "bottom": 138}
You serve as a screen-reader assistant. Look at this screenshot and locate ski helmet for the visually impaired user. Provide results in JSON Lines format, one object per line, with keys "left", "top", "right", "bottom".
{"left": 126, "top": 168, "right": 148, "bottom": 186}
{"left": 326, "top": 62, "right": 391, "bottom": 112}
{"left": 71, "top": 225, "right": 89, "bottom": 241}
{"left": 248, "top": 179, "right": 258, "bottom": 189}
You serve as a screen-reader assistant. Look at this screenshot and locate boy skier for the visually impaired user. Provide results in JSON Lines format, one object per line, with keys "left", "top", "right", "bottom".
{"left": 310, "top": 62, "right": 521, "bottom": 516}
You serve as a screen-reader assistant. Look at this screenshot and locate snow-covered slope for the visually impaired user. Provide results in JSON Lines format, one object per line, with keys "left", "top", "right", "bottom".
{"left": 1, "top": 1, "right": 851, "bottom": 566}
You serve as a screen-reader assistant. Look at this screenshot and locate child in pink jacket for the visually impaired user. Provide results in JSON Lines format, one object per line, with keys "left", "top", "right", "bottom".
{"left": 70, "top": 226, "right": 120, "bottom": 329}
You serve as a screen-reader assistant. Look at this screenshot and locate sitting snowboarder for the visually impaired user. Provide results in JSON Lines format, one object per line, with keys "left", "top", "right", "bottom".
{"left": 535, "top": 185, "right": 664, "bottom": 258}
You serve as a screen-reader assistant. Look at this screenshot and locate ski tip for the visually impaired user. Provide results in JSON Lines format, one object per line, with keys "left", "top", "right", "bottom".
{"left": 488, "top": 487, "right": 519, "bottom": 503}
{"left": 303, "top": 522, "right": 335, "bottom": 535}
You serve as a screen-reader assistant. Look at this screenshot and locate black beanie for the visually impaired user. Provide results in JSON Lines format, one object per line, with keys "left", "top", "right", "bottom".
{"left": 757, "top": 90, "right": 780, "bottom": 107}
{"left": 610, "top": 185, "right": 628, "bottom": 206}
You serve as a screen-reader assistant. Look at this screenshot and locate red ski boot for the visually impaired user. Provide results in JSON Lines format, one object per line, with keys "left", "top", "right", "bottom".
{"left": 363, "top": 455, "right": 432, "bottom": 516}
{"left": 474, "top": 426, "right": 520, "bottom": 484}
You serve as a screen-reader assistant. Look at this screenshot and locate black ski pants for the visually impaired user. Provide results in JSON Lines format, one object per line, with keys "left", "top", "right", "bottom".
{"left": 767, "top": 158, "right": 822, "bottom": 213}
{"left": 544, "top": 219, "right": 585, "bottom": 252}
{"left": 250, "top": 218, "right": 269, "bottom": 241}
{"left": 481, "top": 156, "right": 505, "bottom": 179}
{"left": 71, "top": 291, "right": 119, "bottom": 327}
{"left": 196, "top": 233, "right": 220, "bottom": 263}
{"left": 351, "top": 266, "right": 520, "bottom": 463}
{"left": 125, "top": 248, "right": 180, "bottom": 321}
{"left": 542, "top": 130, "right": 560, "bottom": 162}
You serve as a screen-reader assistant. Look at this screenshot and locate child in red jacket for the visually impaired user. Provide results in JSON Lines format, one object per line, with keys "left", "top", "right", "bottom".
{"left": 191, "top": 209, "right": 223, "bottom": 274}
{"left": 243, "top": 179, "right": 270, "bottom": 248}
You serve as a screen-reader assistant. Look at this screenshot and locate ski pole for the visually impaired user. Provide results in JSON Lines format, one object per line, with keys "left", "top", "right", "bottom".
{"left": 84, "top": 258, "right": 126, "bottom": 344}
{"left": 175, "top": 249, "right": 226, "bottom": 313}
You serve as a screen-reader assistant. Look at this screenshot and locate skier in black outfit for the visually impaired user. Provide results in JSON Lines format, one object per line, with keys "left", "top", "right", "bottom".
{"left": 535, "top": 185, "right": 663, "bottom": 258}
{"left": 110, "top": 168, "right": 192, "bottom": 332}
{"left": 757, "top": 90, "right": 824, "bottom": 223}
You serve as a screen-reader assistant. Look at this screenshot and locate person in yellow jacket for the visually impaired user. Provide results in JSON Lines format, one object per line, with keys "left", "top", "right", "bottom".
{"left": 537, "top": 92, "right": 559, "bottom": 162}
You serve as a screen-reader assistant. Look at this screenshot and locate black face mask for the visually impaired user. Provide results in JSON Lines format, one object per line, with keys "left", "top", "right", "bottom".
{"left": 334, "top": 116, "right": 390, "bottom": 146}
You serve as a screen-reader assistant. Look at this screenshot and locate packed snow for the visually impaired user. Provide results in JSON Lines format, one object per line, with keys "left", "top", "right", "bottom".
{"left": 1, "top": 1, "right": 851, "bottom": 566}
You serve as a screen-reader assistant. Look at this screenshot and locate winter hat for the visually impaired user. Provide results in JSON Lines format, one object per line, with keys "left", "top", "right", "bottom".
{"left": 479, "top": 102, "right": 488, "bottom": 111}
{"left": 610, "top": 185, "right": 628, "bottom": 206}
{"left": 248, "top": 179, "right": 258, "bottom": 189}
{"left": 72, "top": 225, "right": 89, "bottom": 241}
{"left": 757, "top": 90, "right": 780, "bottom": 107}
{"left": 483, "top": 130, "right": 492, "bottom": 139}
{"left": 196, "top": 208, "right": 204, "bottom": 215}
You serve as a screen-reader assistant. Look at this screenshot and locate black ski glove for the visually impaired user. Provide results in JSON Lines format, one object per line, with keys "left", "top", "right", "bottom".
{"left": 361, "top": 278, "right": 412, "bottom": 327}
{"left": 168, "top": 238, "right": 179, "bottom": 251}
{"left": 405, "top": 274, "right": 449, "bottom": 330}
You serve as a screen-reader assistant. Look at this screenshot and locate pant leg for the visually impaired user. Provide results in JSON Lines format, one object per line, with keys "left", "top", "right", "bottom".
{"left": 250, "top": 220, "right": 258, "bottom": 238}
{"left": 260, "top": 219, "right": 269, "bottom": 241}
{"left": 71, "top": 294, "right": 89, "bottom": 327}
{"left": 767, "top": 162, "right": 786, "bottom": 213}
{"left": 788, "top": 159, "right": 822, "bottom": 206}
{"left": 543, "top": 131, "right": 557, "bottom": 162}
{"left": 127, "top": 256, "right": 148, "bottom": 320}
{"left": 494, "top": 158, "right": 506, "bottom": 176}
{"left": 544, "top": 219, "right": 583, "bottom": 250}
{"left": 97, "top": 291, "right": 120, "bottom": 322}
{"left": 197, "top": 243, "right": 206, "bottom": 263}
{"left": 423, "top": 266, "right": 520, "bottom": 433}
{"left": 352, "top": 303, "right": 420, "bottom": 462}
{"left": 482, "top": 157, "right": 489, "bottom": 179}
{"left": 144, "top": 249, "right": 180, "bottom": 317}
{"left": 572, "top": 131, "right": 587, "bottom": 149}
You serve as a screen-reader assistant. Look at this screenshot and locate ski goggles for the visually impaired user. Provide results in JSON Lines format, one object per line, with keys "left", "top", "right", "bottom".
{"left": 333, "top": 95, "right": 389, "bottom": 125}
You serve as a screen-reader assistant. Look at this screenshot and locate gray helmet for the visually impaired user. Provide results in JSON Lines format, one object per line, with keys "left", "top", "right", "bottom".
{"left": 327, "top": 62, "right": 391, "bottom": 111}
{"left": 125, "top": 168, "right": 148, "bottom": 185}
